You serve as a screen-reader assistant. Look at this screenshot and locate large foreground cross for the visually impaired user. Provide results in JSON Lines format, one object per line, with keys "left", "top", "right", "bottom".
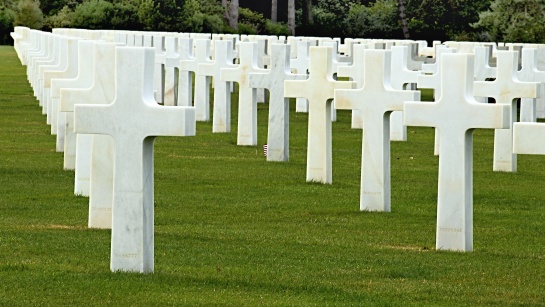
{"left": 74, "top": 47, "right": 196, "bottom": 273}
{"left": 404, "top": 53, "right": 510, "bottom": 251}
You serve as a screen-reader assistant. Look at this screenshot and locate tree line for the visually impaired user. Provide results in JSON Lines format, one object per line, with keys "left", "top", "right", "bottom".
{"left": 1, "top": 0, "right": 545, "bottom": 45}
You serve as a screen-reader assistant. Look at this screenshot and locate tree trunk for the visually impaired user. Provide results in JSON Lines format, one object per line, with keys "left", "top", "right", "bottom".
{"left": 302, "top": 0, "right": 313, "bottom": 26}
{"left": 398, "top": 0, "right": 410, "bottom": 39}
{"left": 288, "top": 0, "right": 295, "bottom": 35}
{"left": 222, "top": 0, "right": 229, "bottom": 24}
{"left": 271, "top": 0, "right": 278, "bottom": 23}
{"left": 229, "top": 0, "right": 239, "bottom": 30}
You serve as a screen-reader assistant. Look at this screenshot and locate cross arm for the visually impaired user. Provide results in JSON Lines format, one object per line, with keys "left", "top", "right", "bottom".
{"left": 220, "top": 66, "right": 242, "bottom": 83}
{"left": 165, "top": 56, "right": 181, "bottom": 68}
{"left": 197, "top": 61, "right": 216, "bottom": 77}
{"left": 417, "top": 73, "right": 439, "bottom": 91}
{"left": 179, "top": 59, "right": 199, "bottom": 73}
{"left": 513, "top": 122, "right": 545, "bottom": 154}
{"left": 60, "top": 88, "right": 91, "bottom": 112}
{"left": 145, "top": 105, "right": 196, "bottom": 137}
{"left": 403, "top": 101, "right": 439, "bottom": 128}
{"left": 333, "top": 87, "right": 361, "bottom": 111}
{"left": 284, "top": 79, "right": 311, "bottom": 99}
{"left": 74, "top": 104, "right": 114, "bottom": 136}
{"left": 474, "top": 80, "right": 539, "bottom": 102}
{"left": 468, "top": 102, "right": 510, "bottom": 130}
{"left": 248, "top": 72, "right": 271, "bottom": 90}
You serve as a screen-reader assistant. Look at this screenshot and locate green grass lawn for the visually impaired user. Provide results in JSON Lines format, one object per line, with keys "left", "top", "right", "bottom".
{"left": 1, "top": 45, "right": 544, "bottom": 305}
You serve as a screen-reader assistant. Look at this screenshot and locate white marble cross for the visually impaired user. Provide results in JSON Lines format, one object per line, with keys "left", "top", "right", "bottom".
{"left": 290, "top": 40, "right": 313, "bottom": 113}
{"left": 285, "top": 46, "right": 355, "bottom": 183}
{"left": 199, "top": 40, "right": 235, "bottom": 132}
{"left": 163, "top": 36, "right": 180, "bottom": 106}
{"left": 322, "top": 41, "right": 349, "bottom": 122}
{"left": 335, "top": 49, "right": 419, "bottom": 211}
{"left": 421, "top": 45, "right": 446, "bottom": 75}
{"left": 32, "top": 33, "right": 59, "bottom": 103}
{"left": 126, "top": 33, "right": 135, "bottom": 46}
{"left": 250, "top": 37, "right": 267, "bottom": 103}
{"left": 514, "top": 122, "right": 545, "bottom": 155}
{"left": 52, "top": 39, "right": 93, "bottom": 170}
{"left": 143, "top": 34, "right": 153, "bottom": 48}
{"left": 474, "top": 51, "right": 539, "bottom": 172}
{"left": 153, "top": 35, "right": 165, "bottom": 104}
{"left": 517, "top": 48, "right": 545, "bottom": 122}
{"left": 473, "top": 45, "right": 496, "bottom": 82}
{"left": 27, "top": 32, "right": 53, "bottom": 101}
{"left": 134, "top": 34, "right": 143, "bottom": 47}
{"left": 74, "top": 46, "right": 196, "bottom": 273}
{"left": 181, "top": 39, "right": 212, "bottom": 121}
{"left": 39, "top": 36, "right": 74, "bottom": 127}
{"left": 473, "top": 45, "right": 497, "bottom": 104}
{"left": 48, "top": 37, "right": 80, "bottom": 138}
{"left": 249, "top": 44, "right": 306, "bottom": 161}
{"left": 221, "top": 42, "right": 268, "bottom": 146}
{"left": 337, "top": 43, "right": 367, "bottom": 129}
{"left": 420, "top": 46, "right": 457, "bottom": 99}
{"left": 60, "top": 42, "right": 118, "bottom": 219}
{"left": 418, "top": 47, "right": 457, "bottom": 156}
{"left": 404, "top": 53, "right": 510, "bottom": 251}
{"left": 177, "top": 37, "right": 194, "bottom": 107}
{"left": 389, "top": 46, "right": 422, "bottom": 142}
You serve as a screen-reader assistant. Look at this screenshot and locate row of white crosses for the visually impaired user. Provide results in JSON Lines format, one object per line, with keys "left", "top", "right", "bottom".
{"left": 15, "top": 28, "right": 196, "bottom": 273}
{"left": 10, "top": 26, "right": 545, "bottom": 273}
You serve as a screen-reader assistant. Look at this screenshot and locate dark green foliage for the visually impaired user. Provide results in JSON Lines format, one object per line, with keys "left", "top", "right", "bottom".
{"left": 264, "top": 20, "right": 290, "bottom": 36}
{"left": 180, "top": 0, "right": 224, "bottom": 33}
{"left": 344, "top": 0, "right": 399, "bottom": 39}
{"left": 310, "top": 0, "right": 358, "bottom": 38}
{"left": 306, "top": 0, "right": 400, "bottom": 39}
{"left": 237, "top": 7, "right": 289, "bottom": 36}
{"left": 61, "top": 0, "right": 140, "bottom": 30}
{"left": 473, "top": 0, "right": 545, "bottom": 43}
{"left": 405, "top": 0, "right": 492, "bottom": 42}
{"left": 14, "top": 0, "right": 44, "bottom": 29}
{"left": 238, "top": 7, "right": 266, "bottom": 34}
{"left": 0, "top": 3, "right": 15, "bottom": 44}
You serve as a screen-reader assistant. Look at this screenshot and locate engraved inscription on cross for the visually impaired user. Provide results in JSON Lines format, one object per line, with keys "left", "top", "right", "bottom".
{"left": 249, "top": 44, "right": 306, "bottom": 161}
{"left": 335, "top": 49, "right": 419, "bottom": 212}
{"left": 74, "top": 47, "right": 196, "bottom": 273}
{"left": 285, "top": 46, "right": 355, "bottom": 184}
{"left": 404, "top": 53, "right": 510, "bottom": 252}
{"left": 474, "top": 51, "right": 539, "bottom": 173}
